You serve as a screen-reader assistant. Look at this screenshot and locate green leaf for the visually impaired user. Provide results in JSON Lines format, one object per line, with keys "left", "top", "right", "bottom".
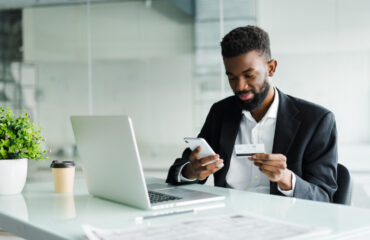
{"left": 0, "top": 147, "right": 8, "bottom": 159}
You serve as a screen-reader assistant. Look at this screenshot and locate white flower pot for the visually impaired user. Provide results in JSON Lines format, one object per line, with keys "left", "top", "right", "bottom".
{"left": 0, "top": 159, "right": 28, "bottom": 195}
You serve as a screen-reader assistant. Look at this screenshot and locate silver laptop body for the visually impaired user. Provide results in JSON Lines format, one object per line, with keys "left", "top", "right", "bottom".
{"left": 71, "top": 115, "right": 225, "bottom": 210}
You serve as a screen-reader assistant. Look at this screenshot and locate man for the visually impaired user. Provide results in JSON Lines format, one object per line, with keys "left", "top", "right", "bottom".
{"left": 166, "top": 25, "right": 337, "bottom": 202}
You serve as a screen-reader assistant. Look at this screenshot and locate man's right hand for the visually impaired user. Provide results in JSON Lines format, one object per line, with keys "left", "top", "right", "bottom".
{"left": 182, "top": 146, "right": 224, "bottom": 180}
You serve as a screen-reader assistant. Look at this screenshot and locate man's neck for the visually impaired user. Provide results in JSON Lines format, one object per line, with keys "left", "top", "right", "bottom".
{"left": 251, "top": 86, "right": 275, "bottom": 123}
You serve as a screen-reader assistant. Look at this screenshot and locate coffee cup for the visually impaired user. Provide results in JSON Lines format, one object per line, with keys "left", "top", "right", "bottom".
{"left": 50, "top": 160, "right": 75, "bottom": 194}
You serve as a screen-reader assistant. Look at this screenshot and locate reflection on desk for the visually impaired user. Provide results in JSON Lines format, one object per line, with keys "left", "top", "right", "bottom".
{"left": 0, "top": 178, "right": 369, "bottom": 239}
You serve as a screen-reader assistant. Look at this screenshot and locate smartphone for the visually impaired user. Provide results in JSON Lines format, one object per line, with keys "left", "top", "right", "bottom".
{"left": 184, "top": 137, "right": 223, "bottom": 167}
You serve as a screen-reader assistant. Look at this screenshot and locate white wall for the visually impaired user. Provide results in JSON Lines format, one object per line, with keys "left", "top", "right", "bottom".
{"left": 258, "top": 0, "right": 370, "bottom": 54}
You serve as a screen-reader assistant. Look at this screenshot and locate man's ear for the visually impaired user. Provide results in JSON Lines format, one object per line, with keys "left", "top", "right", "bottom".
{"left": 268, "top": 59, "right": 277, "bottom": 77}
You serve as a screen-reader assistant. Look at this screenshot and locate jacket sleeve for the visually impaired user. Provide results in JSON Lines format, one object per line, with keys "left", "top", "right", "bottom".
{"left": 166, "top": 104, "right": 217, "bottom": 185}
{"left": 294, "top": 112, "right": 338, "bottom": 202}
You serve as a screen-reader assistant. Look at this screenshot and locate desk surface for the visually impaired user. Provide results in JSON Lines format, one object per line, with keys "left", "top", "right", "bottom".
{"left": 1, "top": 178, "right": 370, "bottom": 240}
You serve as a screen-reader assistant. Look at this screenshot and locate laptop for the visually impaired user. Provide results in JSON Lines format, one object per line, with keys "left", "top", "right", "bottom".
{"left": 71, "top": 115, "right": 225, "bottom": 210}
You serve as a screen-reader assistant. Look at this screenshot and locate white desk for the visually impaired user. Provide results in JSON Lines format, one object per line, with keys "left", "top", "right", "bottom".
{"left": 1, "top": 178, "right": 370, "bottom": 240}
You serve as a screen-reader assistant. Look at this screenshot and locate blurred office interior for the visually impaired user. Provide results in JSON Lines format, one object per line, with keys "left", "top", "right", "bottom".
{"left": 0, "top": 0, "right": 370, "bottom": 210}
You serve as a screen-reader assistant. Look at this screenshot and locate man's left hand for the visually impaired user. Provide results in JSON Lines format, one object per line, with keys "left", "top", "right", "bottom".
{"left": 249, "top": 153, "right": 293, "bottom": 191}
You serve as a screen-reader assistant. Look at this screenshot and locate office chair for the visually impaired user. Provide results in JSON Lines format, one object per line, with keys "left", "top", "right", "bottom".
{"left": 333, "top": 163, "right": 352, "bottom": 205}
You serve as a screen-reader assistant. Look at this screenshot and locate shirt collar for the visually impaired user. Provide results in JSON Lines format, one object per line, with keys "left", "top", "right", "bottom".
{"left": 266, "top": 87, "right": 279, "bottom": 119}
{"left": 242, "top": 87, "right": 279, "bottom": 121}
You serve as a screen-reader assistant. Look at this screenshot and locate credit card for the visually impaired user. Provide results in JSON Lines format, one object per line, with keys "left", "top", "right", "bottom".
{"left": 235, "top": 144, "right": 265, "bottom": 157}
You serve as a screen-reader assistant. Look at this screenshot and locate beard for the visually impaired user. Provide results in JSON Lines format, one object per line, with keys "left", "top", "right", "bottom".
{"left": 235, "top": 78, "right": 270, "bottom": 112}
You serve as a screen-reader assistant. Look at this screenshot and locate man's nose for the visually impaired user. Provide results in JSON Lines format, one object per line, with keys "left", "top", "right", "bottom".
{"left": 236, "top": 78, "right": 247, "bottom": 92}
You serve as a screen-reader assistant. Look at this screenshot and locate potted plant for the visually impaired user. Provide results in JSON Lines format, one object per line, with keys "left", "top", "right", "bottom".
{"left": 0, "top": 107, "right": 48, "bottom": 195}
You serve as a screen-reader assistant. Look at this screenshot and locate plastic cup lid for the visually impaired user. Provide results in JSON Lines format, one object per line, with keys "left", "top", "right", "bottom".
{"left": 50, "top": 160, "right": 75, "bottom": 168}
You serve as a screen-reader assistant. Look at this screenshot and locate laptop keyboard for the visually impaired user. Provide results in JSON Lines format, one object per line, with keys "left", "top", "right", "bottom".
{"left": 148, "top": 191, "right": 182, "bottom": 203}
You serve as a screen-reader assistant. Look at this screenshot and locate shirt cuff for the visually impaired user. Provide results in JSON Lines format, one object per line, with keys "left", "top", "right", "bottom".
{"left": 277, "top": 172, "right": 296, "bottom": 197}
{"left": 178, "top": 162, "right": 197, "bottom": 182}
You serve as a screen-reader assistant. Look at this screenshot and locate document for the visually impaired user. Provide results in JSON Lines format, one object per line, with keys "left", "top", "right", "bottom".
{"left": 82, "top": 212, "right": 330, "bottom": 240}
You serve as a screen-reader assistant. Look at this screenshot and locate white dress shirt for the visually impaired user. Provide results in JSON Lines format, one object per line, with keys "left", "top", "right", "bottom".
{"left": 179, "top": 88, "right": 296, "bottom": 196}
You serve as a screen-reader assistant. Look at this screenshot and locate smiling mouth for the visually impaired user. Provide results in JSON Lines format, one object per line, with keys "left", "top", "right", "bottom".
{"left": 238, "top": 92, "right": 254, "bottom": 101}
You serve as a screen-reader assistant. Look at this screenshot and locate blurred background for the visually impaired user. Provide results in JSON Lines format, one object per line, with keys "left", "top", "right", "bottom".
{"left": 0, "top": 0, "right": 369, "bottom": 209}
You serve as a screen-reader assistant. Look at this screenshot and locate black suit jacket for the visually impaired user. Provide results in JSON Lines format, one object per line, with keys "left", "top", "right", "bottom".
{"left": 166, "top": 89, "right": 338, "bottom": 202}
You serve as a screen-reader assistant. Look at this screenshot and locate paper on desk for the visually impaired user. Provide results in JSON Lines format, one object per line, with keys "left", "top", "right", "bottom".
{"left": 82, "top": 212, "right": 330, "bottom": 240}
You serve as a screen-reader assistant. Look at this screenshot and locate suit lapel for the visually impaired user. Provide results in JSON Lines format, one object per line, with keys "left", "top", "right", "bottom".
{"left": 270, "top": 89, "right": 301, "bottom": 194}
{"left": 216, "top": 98, "right": 242, "bottom": 187}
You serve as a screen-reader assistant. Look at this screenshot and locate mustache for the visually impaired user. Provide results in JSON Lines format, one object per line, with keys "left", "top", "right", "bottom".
{"left": 235, "top": 89, "right": 256, "bottom": 96}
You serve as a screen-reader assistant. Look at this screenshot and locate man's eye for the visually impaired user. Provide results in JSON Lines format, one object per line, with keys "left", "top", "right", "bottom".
{"left": 244, "top": 75, "right": 253, "bottom": 79}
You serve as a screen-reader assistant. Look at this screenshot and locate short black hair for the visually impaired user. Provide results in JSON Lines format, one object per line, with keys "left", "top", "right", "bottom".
{"left": 221, "top": 25, "right": 271, "bottom": 60}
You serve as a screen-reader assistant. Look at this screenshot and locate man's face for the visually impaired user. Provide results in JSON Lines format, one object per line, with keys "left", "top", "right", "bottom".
{"left": 224, "top": 50, "right": 275, "bottom": 111}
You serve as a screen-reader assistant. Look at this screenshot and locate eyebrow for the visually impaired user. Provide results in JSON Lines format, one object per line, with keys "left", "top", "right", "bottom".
{"left": 226, "top": 68, "right": 254, "bottom": 75}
